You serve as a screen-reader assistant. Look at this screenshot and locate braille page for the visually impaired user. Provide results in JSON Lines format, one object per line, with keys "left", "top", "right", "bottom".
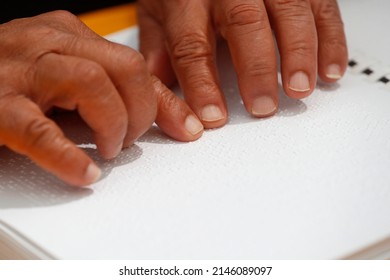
{"left": 0, "top": 0, "right": 389, "bottom": 260}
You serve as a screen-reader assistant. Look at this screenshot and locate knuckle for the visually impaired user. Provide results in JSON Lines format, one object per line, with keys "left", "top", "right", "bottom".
{"left": 26, "top": 25, "right": 62, "bottom": 44}
{"left": 45, "top": 10, "right": 80, "bottom": 26}
{"left": 271, "top": 0, "right": 309, "bottom": 10}
{"left": 32, "top": 11, "right": 79, "bottom": 39}
{"left": 221, "top": 2, "right": 269, "bottom": 37}
{"left": 169, "top": 32, "right": 213, "bottom": 65}
{"left": 46, "top": 10, "right": 79, "bottom": 22}
{"left": 129, "top": 51, "right": 146, "bottom": 70}
{"left": 113, "top": 45, "right": 146, "bottom": 74}
{"left": 321, "top": 36, "right": 346, "bottom": 53}
{"left": 313, "top": 0, "right": 342, "bottom": 23}
{"left": 152, "top": 76, "right": 178, "bottom": 112}
{"left": 21, "top": 118, "right": 61, "bottom": 152}
{"left": 225, "top": 2, "right": 264, "bottom": 26}
{"left": 49, "top": 141, "right": 75, "bottom": 166}
{"left": 188, "top": 74, "right": 218, "bottom": 94}
{"left": 73, "top": 61, "right": 106, "bottom": 85}
{"left": 268, "top": 0, "right": 312, "bottom": 22}
{"left": 1, "top": 11, "right": 78, "bottom": 48}
{"left": 185, "top": 75, "right": 221, "bottom": 105}
{"left": 286, "top": 39, "right": 316, "bottom": 57}
{"left": 158, "top": 88, "right": 179, "bottom": 115}
{"left": 151, "top": 75, "right": 165, "bottom": 97}
{"left": 244, "top": 61, "right": 276, "bottom": 78}
{"left": 66, "top": 60, "right": 118, "bottom": 106}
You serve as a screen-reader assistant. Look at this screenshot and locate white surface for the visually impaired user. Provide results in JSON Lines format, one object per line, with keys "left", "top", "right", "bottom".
{"left": 0, "top": 0, "right": 390, "bottom": 260}
{"left": 341, "top": 0, "right": 390, "bottom": 66}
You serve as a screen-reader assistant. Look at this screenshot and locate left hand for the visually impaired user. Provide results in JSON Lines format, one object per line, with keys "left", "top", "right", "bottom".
{"left": 137, "top": 0, "right": 348, "bottom": 128}
{"left": 0, "top": 11, "right": 204, "bottom": 187}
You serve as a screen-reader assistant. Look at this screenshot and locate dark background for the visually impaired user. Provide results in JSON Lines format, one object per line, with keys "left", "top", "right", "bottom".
{"left": 1, "top": 0, "right": 135, "bottom": 23}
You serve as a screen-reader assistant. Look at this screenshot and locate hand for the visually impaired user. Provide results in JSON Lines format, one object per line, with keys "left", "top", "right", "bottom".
{"left": 0, "top": 11, "right": 204, "bottom": 187}
{"left": 137, "top": 0, "right": 348, "bottom": 127}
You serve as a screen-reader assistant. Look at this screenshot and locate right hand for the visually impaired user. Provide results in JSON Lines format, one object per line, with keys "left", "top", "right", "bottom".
{"left": 0, "top": 11, "right": 204, "bottom": 187}
{"left": 137, "top": 0, "right": 348, "bottom": 127}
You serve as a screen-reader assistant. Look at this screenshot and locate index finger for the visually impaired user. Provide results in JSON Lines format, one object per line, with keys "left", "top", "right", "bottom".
{"left": 0, "top": 95, "right": 101, "bottom": 187}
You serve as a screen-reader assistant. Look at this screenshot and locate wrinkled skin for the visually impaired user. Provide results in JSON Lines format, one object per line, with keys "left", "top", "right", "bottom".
{"left": 0, "top": 11, "right": 204, "bottom": 187}
{"left": 138, "top": 0, "right": 348, "bottom": 127}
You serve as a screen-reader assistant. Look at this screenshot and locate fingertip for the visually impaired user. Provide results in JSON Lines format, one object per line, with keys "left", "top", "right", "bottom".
{"left": 288, "top": 71, "right": 311, "bottom": 92}
{"left": 286, "top": 71, "right": 314, "bottom": 99}
{"left": 157, "top": 111, "right": 205, "bottom": 142}
{"left": 320, "top": 63, "right": 346, "bottom": 83}
{"left": 184, "top": 114, "right": 204, "bottom": 137}
{"left": 56, "top": 150, "right": 102, "bottom": 188}
{"left": 82, "top": 162, "right": 102, "bottom": 186}
{"left": 97, "top": 141, "right": 123, "bottom": 160}
{"left": 250, "top": 95, "right": 278, "bottom": 118}
{"left": 42, "top": 146, "right": 102, "bottom": 188}
{"left": 66, "top": 161, "right": 101, "bottom": 188}
{"left": 199, "top": 104, "right": 228, "bottom": 129}
{"left": 325, "top": 64, "right": 342, "bottom": 79}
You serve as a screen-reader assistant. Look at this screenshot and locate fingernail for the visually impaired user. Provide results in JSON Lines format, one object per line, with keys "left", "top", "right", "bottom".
{"left": 185, "top": 115, "right": 204, "bottom": 135}
{"left": 326, "top": 64, "right": 342, "bottom": 80}
{"left": 201, "top": 105, "right": 224, "bottom": 122}
{"left": 251, "top": 96, "right": 277, "bottom": 117}
{"left": 84, "top": 163, "right": 101, "bottom": 184}
{"left": 289, "top": 71, "right": 310, "bottom": 92}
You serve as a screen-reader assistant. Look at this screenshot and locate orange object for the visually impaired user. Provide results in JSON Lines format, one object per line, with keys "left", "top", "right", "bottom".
{"left": 78, "top": 3, "right": 137, "bottom": 36}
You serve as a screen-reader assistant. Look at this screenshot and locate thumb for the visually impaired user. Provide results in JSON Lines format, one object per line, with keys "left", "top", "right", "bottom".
{"left": 137, "top": 5, "right": 176, "bottom": 87}
{"left": 152, "top": 76, "right": 204, "bottom": 142}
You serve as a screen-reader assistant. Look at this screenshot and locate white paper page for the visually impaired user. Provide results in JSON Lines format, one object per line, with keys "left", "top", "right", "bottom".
{"left": 340, "top": 0, "right": 390, "bottom": 66}
{"left": 0, "top": 0, "right": 390, "bottom": 260}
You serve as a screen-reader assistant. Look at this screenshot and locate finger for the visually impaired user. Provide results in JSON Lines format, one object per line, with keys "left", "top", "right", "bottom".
{"left": 57, "top": 38, "right": 158, "bottom": 147}
{"left": 265, "top": 0, "right": 317, "bottom": 99}
{"left": 152, "top": 76, "right": 204, "bottom": 141}
{"left": 32, "top": 53, "right": 128, "bottom": 160}
{"left": 33, "top": 11, "right": 159, "bottom": 147}
{"left": 25, "top": 11, "right": 159, "bottom": 146}
{"left": 215, "top": 0, "right": 279, "bottom": 118}
{"left": 0, "top": 94, "right": 100, "bottom": 187}
{"left": 163, "top": 1, "right": 228, "bottom": 128}
{"left": 310, "top": 0, "right": 348, "bottom": 83}
{"left": 137, "top": 4, "right": 176, "bottom": 87}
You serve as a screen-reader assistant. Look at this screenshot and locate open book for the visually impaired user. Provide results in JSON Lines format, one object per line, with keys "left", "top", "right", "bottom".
{"left": 0, "top": 0, "right": 389, "bottom": 260}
